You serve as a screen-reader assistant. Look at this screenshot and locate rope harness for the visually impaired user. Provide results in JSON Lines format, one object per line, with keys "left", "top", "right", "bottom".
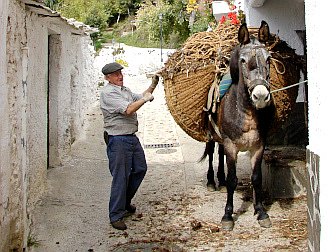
{"left": 270, "top": 80, "right": 308, "bottom": 94}
{"left": 243, "top": 44, "right": 271, "bottom": 95}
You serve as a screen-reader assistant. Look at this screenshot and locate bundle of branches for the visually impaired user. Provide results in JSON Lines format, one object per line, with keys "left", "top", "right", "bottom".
{"left": 162, "top": 24, "right": 238, "bottom": 79}
{"left": 161, "top": 24, "right": 302, "bottom": 142}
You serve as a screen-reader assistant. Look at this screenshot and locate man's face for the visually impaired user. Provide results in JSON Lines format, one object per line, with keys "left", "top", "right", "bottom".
{"left": 107, "top": 70, "right": 123, "bottom": 86}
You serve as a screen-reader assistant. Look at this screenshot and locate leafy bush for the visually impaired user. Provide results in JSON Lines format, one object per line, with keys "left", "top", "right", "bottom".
{"left": 84, "top": 6, "right": 108, "bottom": 30}
{"left": 52, "top": 0, "right": 217, "bottom": 50}
{"left": 134, "top": 0, "right": 190, "bottom": 48}
{"left": 57, "top": 0, "right": 108, "bottom": 30}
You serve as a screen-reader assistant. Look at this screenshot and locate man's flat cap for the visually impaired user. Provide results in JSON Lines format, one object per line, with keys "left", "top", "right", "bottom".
{"left": 102, "top": 62, "right": 124, "bottom": 75}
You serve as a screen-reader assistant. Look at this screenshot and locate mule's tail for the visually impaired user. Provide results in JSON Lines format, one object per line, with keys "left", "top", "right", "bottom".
{"left": 198, "top": 147, "right": 208, "bottom": 162}
{"left": 198, "top": 140, "right": 215, "bottom": 162}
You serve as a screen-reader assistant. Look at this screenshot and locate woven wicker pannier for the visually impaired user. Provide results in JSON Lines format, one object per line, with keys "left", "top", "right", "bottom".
{"left": 268, "top": 42, "right": 301, "bottom": 133}
{"left": 162, "top": 25, "right": 302, "bottom": 142}
{"left": 164, "top": 65, "right": 216, "bottom": 142}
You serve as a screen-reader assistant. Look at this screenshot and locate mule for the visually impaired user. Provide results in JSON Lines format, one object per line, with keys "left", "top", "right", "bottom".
{"left": 205, "top": 21, "right": 275, "bottom": 230}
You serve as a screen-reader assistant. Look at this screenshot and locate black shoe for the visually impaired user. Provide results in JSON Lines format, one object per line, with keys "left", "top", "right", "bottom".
{"left": 126, "top": 204, "right": 136, "bottom": 213}
{"left": 111, "top": 219, "right": 127, "bottom": 230}
{"left": 124, "top": 204, "right": 136, "bottom": 218}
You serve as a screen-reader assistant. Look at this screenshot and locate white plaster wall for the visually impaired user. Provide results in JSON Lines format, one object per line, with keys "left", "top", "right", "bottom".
{"left": 305, "top": 0, "right": 336, "bottom": 250}
{"left": 48, "top": 32, "right": 62, "bottom": 167}
{"left": 2, "top": 0, "right": 28, "bottom": 249}
{"left": 0, "top": 0, "right": 11, "bottom": 250}
{"left": 56, "top": 30, "right": 74, "bottom": 158}
{"left": 55, "top": 32, "right": 99, "bottom": 159}
{"left": 25, "top": 13, "right": 99, "bottom": 169}
{"left": 71, "top": 36, "right": 100, "bottom": 140}
{"left": 80, "top": 37, "right": 100, "bottom": 118}
{"left": 24, "top": 9, "right": 49, "bottom": 210}
{"left": 1, "top": 0, "right": 100, "bottom": 249}
{"left": 244, "top": 0, "right": 305, "bottom": 55}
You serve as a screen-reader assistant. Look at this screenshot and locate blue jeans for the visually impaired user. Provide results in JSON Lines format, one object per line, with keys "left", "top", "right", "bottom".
{"left": 107, "top": 134, "right": 147, "bottom": 222}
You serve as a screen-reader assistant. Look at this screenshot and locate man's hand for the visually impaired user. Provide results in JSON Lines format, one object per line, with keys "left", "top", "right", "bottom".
{"left": 150, "top": 75, "right": 160, "bottom": 89}
{"left": 142, "top": 92, "right": 154, "bottom": 102}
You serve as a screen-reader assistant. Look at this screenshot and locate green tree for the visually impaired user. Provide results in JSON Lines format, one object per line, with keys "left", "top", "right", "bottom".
{"left": 44, "top": 0, "right": 62, "bottom": 10}
{"left": 104, "top": 0, "right": 142, "bottom": 25}
{"left": 189, "top": 0, "right": 215, "bottom": 34}
{"left": 84, "top": 2, "right": 109, "bottom": 30}
{"left": 55, "top": 0, "right": 108, "bottom": 30}
{"left": 136, "top": 0, "right": 190, "bottom": 46}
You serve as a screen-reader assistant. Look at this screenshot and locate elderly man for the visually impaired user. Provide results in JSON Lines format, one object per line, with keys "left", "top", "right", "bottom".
{"left": 100, "top": 62, "right": 159, "bottom": 230}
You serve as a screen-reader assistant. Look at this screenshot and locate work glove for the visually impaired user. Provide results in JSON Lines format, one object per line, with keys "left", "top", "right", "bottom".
{"left": 150, "top": 75, "right": 160, "bottom": 89}
{"left": 142, "top": 92, "right": 154, "bottom": 102}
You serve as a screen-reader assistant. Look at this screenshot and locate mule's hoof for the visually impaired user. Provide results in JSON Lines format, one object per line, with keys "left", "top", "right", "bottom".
{"left": 221, "top": 219, "right": 234, "bottom": 231}
{"left": 258, "top": 217, "right": 272, "bottom": 228}
{"left": 207, "top": 184, "right": 216, "bottom": 192}
{"left": 218, "top": 185, "right": 227, "bottom": 192}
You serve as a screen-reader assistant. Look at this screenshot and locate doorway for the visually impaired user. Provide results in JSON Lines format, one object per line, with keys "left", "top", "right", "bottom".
{"left": 47, "top": 33, "right": 61, "bottom": 168}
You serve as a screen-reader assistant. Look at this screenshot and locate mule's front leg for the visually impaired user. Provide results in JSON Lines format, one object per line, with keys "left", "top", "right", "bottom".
{"left": 221, "top": 153, "right": 237, "bottom": 231}
{"left": 251, "top": 148, "right": 272, "bottom": 228}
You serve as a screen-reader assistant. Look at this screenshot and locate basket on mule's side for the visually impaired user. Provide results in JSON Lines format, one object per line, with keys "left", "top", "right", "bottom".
{"left": 268, "top": 40, "right": 302, "bottom": 133}
{"left": 161, "top": 25, "right": 238, "bottom": 142}
{"left": 163, "top": 65, "right": 216, "bottom": 142}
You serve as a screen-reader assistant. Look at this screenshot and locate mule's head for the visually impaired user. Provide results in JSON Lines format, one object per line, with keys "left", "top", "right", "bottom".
{"left": 237, "top": 21, "right": 272, "bottom": 109}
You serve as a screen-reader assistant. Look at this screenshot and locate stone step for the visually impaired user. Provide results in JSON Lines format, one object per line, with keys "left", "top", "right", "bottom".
{"left": 262, "top": 146, "right": 307, "bottom": 199}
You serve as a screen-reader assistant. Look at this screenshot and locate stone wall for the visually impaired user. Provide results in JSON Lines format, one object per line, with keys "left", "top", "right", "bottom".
{"left": 0, "top": 0, "right": 99, "bottom": 250}
{"left": 306, "top": 149, "right": 320, "bottom": 252}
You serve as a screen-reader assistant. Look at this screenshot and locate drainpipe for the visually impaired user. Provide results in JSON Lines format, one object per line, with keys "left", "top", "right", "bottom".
{"left": 248, "top": 0, "right": 267, "bottom": 8}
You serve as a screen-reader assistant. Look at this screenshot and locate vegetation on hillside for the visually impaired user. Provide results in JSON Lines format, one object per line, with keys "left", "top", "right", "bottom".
{"left": 44, "top": 0, "right": 238, "bottom": 50}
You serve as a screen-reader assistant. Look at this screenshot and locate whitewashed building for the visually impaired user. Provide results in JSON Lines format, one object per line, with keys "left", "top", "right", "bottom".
{"left": 0, "top": 0, "right": 99, "bottom": 250}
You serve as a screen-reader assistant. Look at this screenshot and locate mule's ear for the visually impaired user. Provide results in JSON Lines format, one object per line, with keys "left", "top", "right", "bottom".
{"left": 258, "top": 20, "right": 270, "bottom": 43}
{"left": 238, "top": 23, "right": 250, "bottom": 45}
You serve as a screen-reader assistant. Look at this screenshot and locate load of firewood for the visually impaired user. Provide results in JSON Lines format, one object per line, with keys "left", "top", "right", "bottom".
{"left": 160, "top": 24, "right": 303, "bottom": 142}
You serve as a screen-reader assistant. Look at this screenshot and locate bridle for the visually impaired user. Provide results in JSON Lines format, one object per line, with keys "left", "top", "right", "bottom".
{"left": 240, "top": 43, "right": 271, "bottom": 95}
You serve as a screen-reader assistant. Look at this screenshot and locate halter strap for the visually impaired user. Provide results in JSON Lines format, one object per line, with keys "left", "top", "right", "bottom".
{"left": 247, "top": 79, "right": 270, "bottom": 95}
{"left": 241, "top": 42, "right": 270, "bottom": 95}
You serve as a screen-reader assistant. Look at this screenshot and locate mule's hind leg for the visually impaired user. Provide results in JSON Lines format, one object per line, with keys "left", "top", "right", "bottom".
{"left": 221, "top": 152, "right": 238, "bottom": 231}
{"left": 217, "top": 143, "right": 226, "bottom": 191}
{"left": 251, "top": 149, "right": 271, "bottom": 228}
{"left": 206, "top": 141, "right": 217, "bottom": 191}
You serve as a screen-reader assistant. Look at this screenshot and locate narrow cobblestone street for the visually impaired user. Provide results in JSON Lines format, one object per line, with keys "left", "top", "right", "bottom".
{"left": 30, "top": 46, "right": 307, "bottom": 252}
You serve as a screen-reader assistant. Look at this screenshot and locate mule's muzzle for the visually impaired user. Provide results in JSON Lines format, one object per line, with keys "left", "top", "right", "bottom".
{"left": 249, "top": 79, "right": 271, "bottom": 109}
